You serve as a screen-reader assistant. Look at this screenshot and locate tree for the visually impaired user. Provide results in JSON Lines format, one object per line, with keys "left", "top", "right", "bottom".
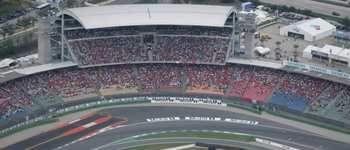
{"left": 21, "top": 17, "right": 31, "bottom": 30}
{"left": 275, "top": 51, "right": 281, "bottom": 60}
{"left": 220, "top": 0, "right": 235, "bottom": 3}
{"left": 281, "top": 5, "right": 288, "bottom": 12}
{"left": 293, "top": 52, "right": 299, "bottom": 62}
{"left": 250, "top": 0, "right": 261, "bottom": 6}
{"left": 65, "top": 0, "right": 76, "bottom": 8}
{"left": 3, "top": 38, "right": 13, "bottom": 50}
{"left": 275, "top": 41, "right": 281, "bottom": 49}
{"left": 259, "top": 38, "right": 265, "bottom": 46}
{"left": 302, "top": 9, "right": 312, "bottom": 16}
{"left": 293, "top": 44, "right": 299, "bottom": 53}
{"left": 29, "top": 32, "right": 32, "bottom": 40}
{"left": 1, "top": 23, "right": 10, "bottom": 39}
{"left": 254, "top": 50, "right": 260, "bottom": 57}
{"left": 293, "top": 44, "right": 299, "bottom": 61}
{"left": 342, "top": 16, "right": 350, "bottom": 29}
{"left": 288, "top": 6, "right": 296, "bottom": 12}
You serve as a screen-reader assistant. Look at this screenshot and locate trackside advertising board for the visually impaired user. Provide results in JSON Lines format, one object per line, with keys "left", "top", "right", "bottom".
{"left": 282, "top": 60, "right": 350, "bottom": 80}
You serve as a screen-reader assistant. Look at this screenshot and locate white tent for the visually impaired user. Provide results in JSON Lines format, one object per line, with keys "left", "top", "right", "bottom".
{"left": 0, "top": 58, "right": 17, "bottom": 69}
{"left": 279, "top": 18, "right": 336, "bottom": 41}
{"left": 303, "top": 45, "right": 321, "bottom": 59}
{"left": 321, "top": 45, "right": 343, "bottom": 55}
{"left": 254, "top": 46, "right": 270, "bottom": 55}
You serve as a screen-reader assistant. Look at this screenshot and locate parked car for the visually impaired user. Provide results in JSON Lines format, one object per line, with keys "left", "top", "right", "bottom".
{"left": 332, "top": 11, "right": 340, "bottom": 16}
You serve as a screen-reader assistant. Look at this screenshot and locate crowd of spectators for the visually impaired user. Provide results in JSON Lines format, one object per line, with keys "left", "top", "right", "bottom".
{"left": 156, "top": 26, "right": 232, "bottom": 37}
{"left": 65, "top": 27, "right": 140, "bottom": 40}
{"left": 270, "top": 73, "right": 330, "bottom": 111}
{"left": 1, "top": 63, "right": 350, "bottom": 123}
{"left": 154, "top": 36, "right": 228, "bottom": 63}
{"left": 65, "top": 26, "right": 232, "bottom": 66}
{"left": 243, "top": 67, "right": 285, "bottom": 101}
{"left": 334, "top": 89, "right": 350, "bottom": 120}
{"left": 70, "top": 37, "right": 147, "bottom": 65}
{"left": 0, "top": 90, "right": 25, "bottom": 122}
{"left": 308, "top": 83, "right": 346, "bottom": 112}
{"left": 86, "top": 65, "right": 138, "bottom": 91}
{"left": 66, "top": 29, "right": 118, "bottom": 40}
{"left": 229, "top": 65, "right": 254, "bottom": 97}
{"left": 40, "top": 67, "right": 96, "bottom": 100}
{"left": 186, "top": 65, "right": 231, "bottom": 95}
{"left": 138, "top": 64, "right": 183, "bottom": 93}
{"left": 2, "top": 80, "right": 36, "bottom": 109}
{"left": 278, "top": 73, "right": 329, "bottom": 101}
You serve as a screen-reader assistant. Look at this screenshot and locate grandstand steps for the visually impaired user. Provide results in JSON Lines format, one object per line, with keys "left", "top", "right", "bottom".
{"left": 321, "top": 87, "right": 348, "bottom": 115}
{"left": 240, "top": 66, "right": 255, "bottom": 98}
{"left": 133, "top": 66, "right": 143, "bottom": 93}
{"left": 212, "top": 40, "right": 224, "bottom": 63}
{"left": 29, "top": 98, "right": 45, "bottom": 110}
{"left": 265, "top": 72, "right": 288, "bottom": 101}
{"left": 305, "top": 83, "right": 334, "bottom": 113}
{"left": 37, "top": 77, "right": 65, "bottom": 104}
{"left": 212, "top": 52, "right": 217, "bottom": 63}
{"left": 182, "top": 66, "right": 187, "bottom": 93}
{"left": 63, "top": 36, "right": 80, "bottom": 64}
{"left": 147, "top": 50, "right": 153, "bottom": 61}
{"left": 82, "top": 70, "right": 103, "bottom": 97}
{"left": 224, "top": 66, "right": 239, "bottom": 96}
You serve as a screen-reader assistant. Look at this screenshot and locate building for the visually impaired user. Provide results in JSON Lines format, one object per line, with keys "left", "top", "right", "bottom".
{"left": 303, "top": 44, "right": 350, "bottom": 67}
{"left": 279, "top": 18, "right": 336, "bottom": 42}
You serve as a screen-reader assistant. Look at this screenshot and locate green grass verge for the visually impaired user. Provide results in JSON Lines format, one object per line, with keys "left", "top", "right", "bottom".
{"left": 136, "top": 0, "right": 158, "bottom": 4}
{"left": 52, "top": 100, "right": 151, "bottom": 118}
{"left": 266, "top": 110, "right": 350, "bottom": 135}
{"left": 123, "top": 143, "right": 191, "bottom": 150}
{"left": 0, "top": 119, "right": 56, "bottom": 139}
{"left": 182, "top": 148, "right": 207, "bottom": 150}
{"left": 88, "top": 0, "right": 108, "bottom": 4}
{"left": 310, "top": 12, "right": 344, "bottom": 23}
{"left": 227, "top": 104, "right": 261, "bottom": 115}
{"left": 136, "top": 132, "right": 255, "bottom": 142}
{"left": 311, "top": 0, "right": 350, "bottom": 8}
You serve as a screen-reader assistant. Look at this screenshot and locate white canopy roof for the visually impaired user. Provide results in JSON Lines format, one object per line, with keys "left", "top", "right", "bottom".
{"left": 254, "top": 46, "right": 270, "bottom": 55}
{"left": 292, "top": 18, "right": 335, "bottom": 36}
{"left": 0, "top": 58, "right": 17, "bottom": 68}
{"left": 320, "top": 44, "right": 343, "bottom": 55}
{"left": 57, "top": 4, "right": 236, "bottom": 29}
{"left": 303, "top": 45, "right": 321, "bottom": 53}
{"left": 337, "top": 48, "right": 350, "bottom": 59}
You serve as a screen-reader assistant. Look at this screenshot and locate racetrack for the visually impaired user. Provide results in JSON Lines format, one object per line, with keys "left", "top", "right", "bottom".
{"left": 84, "top": 121, "right": 342, "bottom": 150}
{"left": 3, "top": 113, "right": 125, "bottom": 150}
{"left": 5, "top": 105, "right": 349, "bottom": 150}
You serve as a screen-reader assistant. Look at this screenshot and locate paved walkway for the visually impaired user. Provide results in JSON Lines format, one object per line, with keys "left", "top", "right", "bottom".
{"left": 0, "top": 103, "right": 349, "bottom": 149}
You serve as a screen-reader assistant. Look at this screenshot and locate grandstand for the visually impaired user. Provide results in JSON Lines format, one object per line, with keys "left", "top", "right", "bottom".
{"left": 57, "top": 4, "right": 236, "bottom": 66}
{"left": 0, "top": 4, "right": 350, "bottom": 133}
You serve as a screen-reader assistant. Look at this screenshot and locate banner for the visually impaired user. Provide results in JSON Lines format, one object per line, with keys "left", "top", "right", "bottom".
{"left": 283, "top": 60, "right": 350, "bottom": 80}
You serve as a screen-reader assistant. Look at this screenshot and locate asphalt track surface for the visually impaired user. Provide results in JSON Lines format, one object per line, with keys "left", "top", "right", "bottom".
{"left": 65, "top": 106, "right": 349, "bottom": 150}
{"left": 4, "top": 106, "right": 350, "bottom": 150}
{"left": 3, "top": 113, "right": 125, "bottom": 150}
{"left": 66, "top": 121, "right": 349, "bottom": 150}
{"left": 107, "top": 138, "right": 272, "bottom": 150}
